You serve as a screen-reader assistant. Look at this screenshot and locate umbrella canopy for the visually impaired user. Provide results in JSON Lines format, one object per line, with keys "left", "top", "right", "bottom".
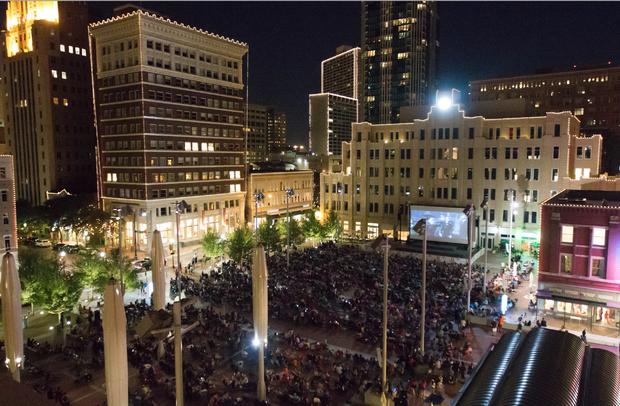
{"left": 151, "top": 230, "right": 166, "bottom": 310}
{"left": 103, "top": 279, "right": 128, "bottom": 406}
{"left": 1, "top": 252, "right": 23, "bottom": 382}
{"left": 252, "top": 245, "right": 268, "bottom": 343}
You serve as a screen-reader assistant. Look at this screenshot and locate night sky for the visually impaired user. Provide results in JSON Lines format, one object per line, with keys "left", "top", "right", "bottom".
{"left": 30, "top": 2, "right": 620, "bottom": 144}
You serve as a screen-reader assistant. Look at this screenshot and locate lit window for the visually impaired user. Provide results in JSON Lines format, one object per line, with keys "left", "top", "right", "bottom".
{"left": 367, "top": 50, "right": 376, "bottom": 57}
{"left": 81, "top": 48, "right": 87, "bottom": 57}
{"left": 61, "top": 71, "right": 67, "bottom": 79}
{"left": 63, "top": 98, "right": 69, "bottom": 106}
{"left": 592, "top": 227, "right": 606, "bottom": 246}
{"left": 201, "top": 142, "right": 207, "bottom": 151}
{"left": 52, "top": 97, "right": 59, "bottom": 105}
{"left": 68, "top": 45, "right": 73, "bottom": 53}
{"left": 60, "top": 44, "right": 65, "bottom": 52}
{"left": 574, "top": 107, "right": 584, "bottom": 116}
{"left": 75, "top": 46, "right": 80, "bottom": 55}
{"left": 591, "top": 258, "right": 606, "bottom": 278}
{"left": 184, "top": 142, "right": 191, "bottom": 151}
{"left": 192, "top": 142, "right": 199, "bottom": 151}
{"left": 560, "top": 254, "right": 572, "bottom": 273}
{"left": 51, "top": 69, "right": 58, "bottom": 78}
{"left": 561, "top": 225, "right": 574, "bottom": 243}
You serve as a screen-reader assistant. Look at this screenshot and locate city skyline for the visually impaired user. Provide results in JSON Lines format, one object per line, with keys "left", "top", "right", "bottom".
{"left": 75, "top": 2, "right": 620, "bottom": 145}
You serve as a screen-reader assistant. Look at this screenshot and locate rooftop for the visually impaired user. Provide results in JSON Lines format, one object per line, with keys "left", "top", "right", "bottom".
{"left": 543, "top": 189, "right": 620, "bottom": 208}
{"left": 454, "top": 327, "right": 619, "bottom": 405}
{"left": 470, "top": 62, "right": 619, "bottom": 83}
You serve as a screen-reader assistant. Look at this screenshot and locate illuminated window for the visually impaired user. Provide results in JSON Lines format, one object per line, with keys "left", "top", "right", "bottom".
{"left": 574, "top": 107, "right": 584, "bottom": 115}
{"left": 75, "top": 46, "right": 80, "bottom": 55}
{"left": 561, "top": 226, "right": 573, "bottom": 243}
{"left": 367, "top": 50, "right": 376, "bottom": 57}
{"left": 61, "top": 71, "right": 66, "bottom": 79}
{"left": 591, "top": 258, "right": 606, "bottom": 278}
{"left": 52, "top": 97, "right": 59, "bottom": 105}
{"left": 68, "top": 45, "right": 73, "bottom": 53}
{"left": 62, "top": 98, "right": 69, "bottom": 106}
{"left": 51, "top": 69, "right": 57, "bottom": 78}
{"left": 397, "top": 52, "right": 409, "bottom": 60}
{"left": 184, "top": 142, "right": 191, "bottom": 151}
{"left": 81, "top": 48, "right": 87, "bottom": 57}
{"left": 201, "top": 142, "right": 207, "bottom": 151}
{"left": 192, "top": 142, "right": 198, "bottom": 151}
{"left": 560, "top": 254, "right": 572, "bottom": 273}
{"left": 592, "top": 228, "right": 606, "bottom": 246}
{"left": 60, "top": 44, "right": 65, "bottom": 52}
{"left": 552, "top": 168, "right": 559, "bottom": 182}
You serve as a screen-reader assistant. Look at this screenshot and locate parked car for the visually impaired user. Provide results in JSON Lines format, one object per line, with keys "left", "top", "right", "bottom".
{"left": 64, "top": 244, "right": 80, "bottom": 254}
{"left": 132, "top": 257, "right": 152, "bottom": 271}
{"left": 52, "top": 243, "right": 66, "bottom": 251}
{"left": 34, "top": 239, "right": 52, "bottom": 248}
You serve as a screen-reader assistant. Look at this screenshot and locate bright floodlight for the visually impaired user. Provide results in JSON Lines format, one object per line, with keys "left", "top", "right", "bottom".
{"left": 252, "top": 335, "right": 260, "bottom": 348}
{"left": 437, "top": 96, "right": 452, "bottom": 110}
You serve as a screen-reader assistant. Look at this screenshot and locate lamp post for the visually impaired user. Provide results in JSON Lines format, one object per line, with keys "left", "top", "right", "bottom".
{"left": 133, "top": 209, "right": 147, "bottom": 259}
{"left": 413, "top": 219, "right": 427, "bottom": 355}
{"left": 480, "top": 197, "right": 489, "bottom": 294}
{"left": 463, "top": 204, "right": 475, "bottom": 312}
{"left": 285, "top": 188, "right": 295, "bottom": 269}
{"left": 254, "top": 192, "right": 264, "bottom": 230}
{"left": 111, "top": 207, "right": 125, "bottom": 290}
{"left": 174, "top": 200, "right": 190, "bottom": 298}
{"left": 507, "top": 190, "right": 518, "bottom": 271}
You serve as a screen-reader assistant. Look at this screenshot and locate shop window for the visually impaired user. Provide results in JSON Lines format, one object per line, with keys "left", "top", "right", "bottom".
{"left": 561, "top": 225, "right": 573, "bottom": 243}
{"left": 560, "top": 254, "right": 572, "bottom": 274}
{"left": 592, "top": 227, "right": 606, "bottom": 246}
{"left": 591, "top": 258, "right": 606, "bottom": 279}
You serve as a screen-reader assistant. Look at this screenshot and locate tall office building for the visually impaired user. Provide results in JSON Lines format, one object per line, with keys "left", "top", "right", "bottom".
{"left": 361, "top": 1, "right": 438, "bottom": 124}
{"left": 470, "top": 64, "right": 620, "bottom": 174}
{"left": 309, "top": 46, "right": 360, "bottom": 157}
{"left": 89, "top": 6, "right": 248, "bottom": 249}
{"left": 0, "top": 1, "right": 96, "bottom": 205}
{"left": 247, "top": 104, "right": 287, "bottom": 163}
{"left": 266, "top": 108, "right": 287, "bottom": 155}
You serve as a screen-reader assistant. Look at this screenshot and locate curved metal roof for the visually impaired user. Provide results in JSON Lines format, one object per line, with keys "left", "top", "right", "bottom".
{"left": 455, "top": 332, "right": 525, "bottom": 406}
{"left": 579, "top": 348, "right": 620, "bottom": 406}
{"left": 454, "top": 328, "right": 619, "bottom": 406}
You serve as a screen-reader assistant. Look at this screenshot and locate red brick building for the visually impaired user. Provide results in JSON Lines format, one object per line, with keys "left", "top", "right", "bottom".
{"left": 538, "top": 189, "right": 620, "bottom": 336}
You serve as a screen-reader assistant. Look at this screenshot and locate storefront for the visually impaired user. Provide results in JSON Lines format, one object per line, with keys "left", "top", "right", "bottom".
{"left": 537, "top": 290, "right": 620, "bottom": 337}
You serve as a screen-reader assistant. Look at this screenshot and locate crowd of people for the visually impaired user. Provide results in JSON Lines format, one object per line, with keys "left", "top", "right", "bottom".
{"left": 17, "top": 242, "right": 525, "bottom": 405}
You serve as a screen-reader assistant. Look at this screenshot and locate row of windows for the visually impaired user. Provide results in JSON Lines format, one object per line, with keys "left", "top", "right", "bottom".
{"left": 106, "top": 182, "right": 242, "bottom": 200}
{"left": 561, "top": 226, "right": 607, "bottom": 246}
{"left": 146, "top": 90, "right": 240, "bottom": 110}
{"left": 146, "top": 39, "right": 238, "bottom": 69}
{"left": 145, "top": 106, "right": 241, "bottom": 125}
{"left": 151, "top": 170, "right": 241, "bottom": 182}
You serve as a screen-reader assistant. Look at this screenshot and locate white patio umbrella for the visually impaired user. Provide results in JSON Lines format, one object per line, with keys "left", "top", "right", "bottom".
{"left": 1, "top": 252, "right": 23, "bottom": 382}
{"left": 103, "top": 279, "right": 128, "bottom": 406}
{"left": 151, "top": 230, "right": 166, "bottom": 310}
{"left": 252, "top": 245, "right": 268, "bottom": 401}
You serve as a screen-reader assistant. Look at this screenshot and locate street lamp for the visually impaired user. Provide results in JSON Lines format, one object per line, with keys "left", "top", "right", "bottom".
{"left": 480, "top": 197, "right": 489, "bottom": 294}
{"left": 285, "top": 188, "right": 295, "bottom": 269}
{"left": 254, "top": 192, "right": 264, "bottom": 230}
{"left": 508, "top": 191, "right": 518, "bottom": 271}
{"left": 174, "top": 200, "right": 191, "bottom": 298}
{"left": 463, "top": 204, "right": 475, "bottom": 312}
{"left": 133, "top": 208, "right": 147, "bottom": 259}
{"left": 413, "top": 218, "right": 427, "bottom": 355}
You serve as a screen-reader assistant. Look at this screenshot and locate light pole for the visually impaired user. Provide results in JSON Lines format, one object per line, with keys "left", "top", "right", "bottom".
{"left": 480, "top": 197, "right": 489, "bottom": 294}
{"left": 174, "top": 200, "right": 190, "bottom": 298}
{"left": 254, "top": 192, "right": 264, "bottom": 230}
{"left": 413, "top": 219, "right": 427, "bottom": 355}
{"left": 133, "top": 209, "right": 147, "bottom": 259}
{"left": 111, "top": 207, "right": 125, "bottom": 290}
{"left": 507, "top": 190, "right": 518, "bottom": 271}
{"left": 463, "top": 204, "right": 475, "bottom": 313}
{"left": 285, "top": 188, "right": 295, "bottom": 269}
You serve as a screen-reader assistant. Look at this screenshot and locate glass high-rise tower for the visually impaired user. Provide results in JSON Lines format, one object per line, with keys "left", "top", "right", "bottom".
{"left": 362, "top": 1, "right": 438, "bottom": 124}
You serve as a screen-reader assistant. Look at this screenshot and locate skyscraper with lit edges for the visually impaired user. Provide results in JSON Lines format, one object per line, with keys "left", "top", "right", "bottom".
{"left": 0, "top": 1, "right": 96, "bottom": 205}
{"left": 361, "top": 1, "right": 439, "bottom": 124}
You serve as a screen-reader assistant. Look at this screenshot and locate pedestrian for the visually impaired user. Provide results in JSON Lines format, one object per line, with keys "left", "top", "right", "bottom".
{"left": 581, "top": 329, "right": 587, "bottom": 344}
{"left": 540, "top": 317, "right": 547, "bottom": 327}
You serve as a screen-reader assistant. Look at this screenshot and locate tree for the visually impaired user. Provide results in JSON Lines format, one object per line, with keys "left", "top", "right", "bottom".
{"left": 277, "top": 217, "right": 305, "bottom": 247}
{"left": 201, "top": 230, "right": 225, "bottom": 261}
{"left": 19, "top": 248, "right": 84, "bottom": 322}
{"left": 323, "top": 210, "right": 342, "bottom": 241}
{"left": 226, "top": 226, "right": 254, "bottom": 266}
{"left": 301, "top": 212, "right": 326, "bottom": 243}
{"left": 75, "top": 251, "right": 139, "bottom": 295}
{"left": 256, "top": 218, "right": 281, "bottom": 254}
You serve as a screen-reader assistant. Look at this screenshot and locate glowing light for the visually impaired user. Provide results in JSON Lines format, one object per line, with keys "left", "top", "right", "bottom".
{"left": 49, "top": 326, "right": 54, "bottom": 331}
{"left": 6, "top": 1, "right": 60, "bottom": 57}
{"left": 59, "top": 251, "right": 66, "bottom": 257}
{"left": 99, "top": 251, "right": 106, "bottom": 258}
{"left": 437, "top": 96, "right": 452, "bottom": 111}
{"left": 252, "top": 335, "right": 260, "bottom": 348}
{"left": 500, "top": 294, "right": 508, "bottom": 314}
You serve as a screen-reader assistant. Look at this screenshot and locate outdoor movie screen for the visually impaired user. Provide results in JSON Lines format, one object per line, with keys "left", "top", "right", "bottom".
{"left": 409, "top": 205, "right": 468, "bottom": 245}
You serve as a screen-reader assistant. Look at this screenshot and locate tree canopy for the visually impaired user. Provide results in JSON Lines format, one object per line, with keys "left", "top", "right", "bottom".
{"left": 74, "top": 251, "right": 139, "bottom": 295}
{"left": 256, "top": 218, "right": 281, "bottom": 254}
{"left": 201, "top": 230, "right": 225, "bottom": 259}
{"left": 225, "top": 226, "right": 254, "bottom": 265}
